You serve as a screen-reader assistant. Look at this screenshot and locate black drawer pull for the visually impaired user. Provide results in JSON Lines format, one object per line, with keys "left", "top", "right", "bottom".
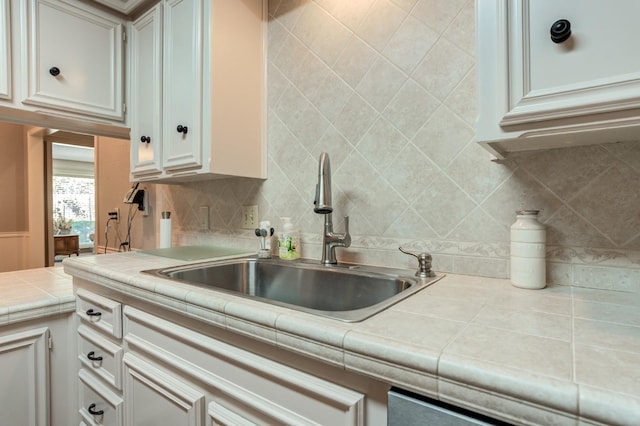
{"left": 140, "top": 135, "right": 151, "bottom": 143}
{"left": 49, "top": 66, "right": 61, "bottom": 77}
{"left": 88, "top": 403, "right": 104, "bottom": 416}
{"left": 87, "top": 351, "right": 103, "bottom": 362}
{"left": 176, "top": 124, "right": 188, "bottom": 134}
{"left": 86, "top": 308, "right": 102, "bottom": 317}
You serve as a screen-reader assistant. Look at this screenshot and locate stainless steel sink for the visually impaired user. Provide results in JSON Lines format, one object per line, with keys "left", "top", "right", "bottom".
{"left": 143, "top": 257, "right": 442, "bottom": 322}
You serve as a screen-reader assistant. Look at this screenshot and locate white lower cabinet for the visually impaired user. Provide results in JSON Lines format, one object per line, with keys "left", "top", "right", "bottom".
{"left": 78, "top": 324, "right": 123, "bottom": 390}
{"left": 0, "top": 327, "right": 50, "bottom": 426}
{"left": 75, "top": 286, "right": 386, "bottom": 426}
{"left": 123, "top": 353, "right": 205, "bottom": 425}
{"left": 0, "top": 313, "right": 76, "bottom": 426}
{"left": 79, "top": 368, "right": 124, "bottom": 426}
{"left": 76, "top": 287, "right": 123, "bottom": 339}
{"left": 123, "top": 306, "right": 366, "bottom": 425}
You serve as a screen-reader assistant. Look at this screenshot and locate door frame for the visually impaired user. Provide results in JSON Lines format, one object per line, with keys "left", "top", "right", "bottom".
{"left": 44, "top": 131, "right": 95, "bottom": 266}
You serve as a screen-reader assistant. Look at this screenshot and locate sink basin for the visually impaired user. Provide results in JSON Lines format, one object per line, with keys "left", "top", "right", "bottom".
{"left": 144, "top": 257, "right": 442, "bottom": 322}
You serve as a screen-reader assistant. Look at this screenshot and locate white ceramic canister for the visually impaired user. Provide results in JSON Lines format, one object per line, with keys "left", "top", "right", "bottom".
{"left": 159, "top": 211, "right": 172, "bottom": 249}
{"left": 510, "top": 210, "right": 546, "bottom": 289}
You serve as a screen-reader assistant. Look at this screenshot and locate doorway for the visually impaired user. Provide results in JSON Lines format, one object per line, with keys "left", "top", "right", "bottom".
{"left": 44, "top": 131, "right": 96, "bottom": 265}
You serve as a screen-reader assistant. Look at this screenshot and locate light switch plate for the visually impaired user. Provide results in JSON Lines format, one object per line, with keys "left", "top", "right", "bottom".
{"left": 241, "top": 205, "right": 259, "bottom": 229}
{"left": 198, "top": 206, "right": 210, "bottom": 230}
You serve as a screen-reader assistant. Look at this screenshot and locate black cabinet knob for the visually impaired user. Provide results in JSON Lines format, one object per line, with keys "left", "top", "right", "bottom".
{"left": 140, "top": 136, "right": 151, "bottom": 143}
{"left": 550, "top": 19, "right": 571, "bottom": 43}
{"left": 87, "top": 403, "right": 104, "bottom": 416}
{"left": 49, "top": 67, "right": 61, "bottom": 77}
{"left": 176, "top": 125, "right": 188, "bottom": 135}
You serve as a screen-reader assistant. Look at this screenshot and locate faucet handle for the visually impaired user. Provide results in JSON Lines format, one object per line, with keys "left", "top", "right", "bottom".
{"left": 399, "top": 246, "right": 435, "bottom": 278}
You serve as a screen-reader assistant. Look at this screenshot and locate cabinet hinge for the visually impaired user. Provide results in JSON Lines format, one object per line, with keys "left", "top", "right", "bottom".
{"left": 122, "top": 30, "right": 127, "bottom": 42}
{"left": 48, "top": 337, "right": 53, "bottom": 350}
{"left": 123, "top": 103, "right": 127, "bottom": 113}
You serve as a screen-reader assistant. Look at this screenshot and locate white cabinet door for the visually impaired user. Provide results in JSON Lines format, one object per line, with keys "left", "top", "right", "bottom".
{"left": 130, "top": 3, "right": 163, "bottom": 178}
{"left": 501, "top": 0, "right": 640, "bottom": 126}
{"left": 162, "top": 0, "right": 203, "bottom": 171}
{"left": 123, "top": 353, "right": 205, "bottom": 426}
{"left": 0, "top": 327, "right": 50, "bottom": 426}
{"left": 22, "top": 0, "right": 124, "bottom": 120}
{"left": 124, "top": 306, "right": 367, "bottom": 425}
{"left": 476, "top": 0, "right": 640, "bottom": 157}
{"left": 0, "top": 0, "right": 10, "bottom": 100}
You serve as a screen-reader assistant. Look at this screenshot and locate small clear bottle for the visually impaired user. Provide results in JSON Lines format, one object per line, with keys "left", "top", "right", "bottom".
{"left": 278, "top": 217, "right": 300, "bottom": 260}
{"left": 510, "top": 210, "right": 546, "bottom": 289}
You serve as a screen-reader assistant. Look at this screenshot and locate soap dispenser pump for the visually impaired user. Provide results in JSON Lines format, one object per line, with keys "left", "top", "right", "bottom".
{"left": 278, "top": 217, "right": 300, "bottom": 260}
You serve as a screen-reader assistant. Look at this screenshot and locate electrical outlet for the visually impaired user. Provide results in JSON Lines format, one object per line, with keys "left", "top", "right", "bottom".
{"left": 108, "top": 208, "right": 120, "bottom": 223}
{"left": 241, "top": 205, "right": 259, "bottom": 229}
{"left": 199, "top": 206, "right": 210, "bottom": 230}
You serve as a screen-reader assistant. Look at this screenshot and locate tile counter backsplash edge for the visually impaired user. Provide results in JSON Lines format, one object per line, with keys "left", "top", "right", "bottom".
{"left": 173, "top": 230, "right": 640, "bottom": 293}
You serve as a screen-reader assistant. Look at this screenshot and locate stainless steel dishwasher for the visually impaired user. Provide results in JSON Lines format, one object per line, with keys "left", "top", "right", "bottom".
{"left": 388, "top": 388, "right": 508, "bottom": 425}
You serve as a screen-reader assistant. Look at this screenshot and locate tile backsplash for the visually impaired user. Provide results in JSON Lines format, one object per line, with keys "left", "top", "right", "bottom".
{"left": 152, "top": 0, "right": 640, "bottom": 292}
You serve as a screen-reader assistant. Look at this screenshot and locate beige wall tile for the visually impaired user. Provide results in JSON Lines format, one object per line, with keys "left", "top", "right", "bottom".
{"left": 356, "top": 0, "right": 407, "bottom": 51}
{"left": 383, "top": 15, "right": 438, "bottom": 74}
{"left": 151, "top": 0, "right": 640, "bottom": 291}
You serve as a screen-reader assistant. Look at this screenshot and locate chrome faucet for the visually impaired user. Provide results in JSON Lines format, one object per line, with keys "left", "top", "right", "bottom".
{"left": 314, "top": 152, "right": 351, "bottom": 265}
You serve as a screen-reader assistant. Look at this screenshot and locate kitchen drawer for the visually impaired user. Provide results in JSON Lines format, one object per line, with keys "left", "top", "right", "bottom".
{"left": 76, "top": 288, "right": 123, "bottom": 339}
{"left": 124, "top": 306, "right": 366, "bottom": 425}
{"left": 78, "top": 324, "right": 123, "bottom": 390}
{"left": 79, "top": 368, "right": 123, "bottom": 426}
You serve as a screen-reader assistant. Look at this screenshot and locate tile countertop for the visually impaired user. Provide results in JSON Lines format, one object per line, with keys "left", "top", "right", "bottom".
{"left": 62, "top": 252, "right": 640, "bottom": 426}
{"left": 0, "top": 266, "right": 75, "bottom": 325}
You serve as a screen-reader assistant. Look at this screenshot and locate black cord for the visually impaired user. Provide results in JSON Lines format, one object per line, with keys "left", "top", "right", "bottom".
{"left": 122, "top": 204, "right": 138, "bottom": 251}
{"left": 104, "top": 218, "right": 112, "bottom": 254}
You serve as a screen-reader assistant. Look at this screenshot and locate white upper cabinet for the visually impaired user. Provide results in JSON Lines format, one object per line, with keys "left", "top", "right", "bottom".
{"left": 130, "top": 0, "right": 267, "bottom": 182}
{"left": 22, "top": 0, "right": 125, "bottom": 121}
{"left": 476, "top": 0, "right": 640, "bottom": 157}
{"left": 162, "top": 0, "right": 202, "bottom": 172}
{"left": 92, "top": 0, "right": 149, "bottom": 15}
{"left": 0, "top": 0, "right": 10, "bottom": 100}
{"left": 130, "top": 3, "right": 163, "bottom": 177}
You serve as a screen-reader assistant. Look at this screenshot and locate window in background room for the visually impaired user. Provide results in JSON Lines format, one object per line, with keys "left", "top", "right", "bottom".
{"left": 52, "top": 143, "right": 95, "bottom": 249}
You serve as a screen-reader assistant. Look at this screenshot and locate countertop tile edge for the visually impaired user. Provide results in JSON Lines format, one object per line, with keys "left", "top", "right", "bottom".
{"left": 5, "top": 294, "right": 75, "bottom": 325}
{"left": 344, "top": 350, "right": 439, "bottom": 399}
{"left": 579, "top": 384, "right": 640, "bottom": 426}
{"left": 275, "top": 312, "right": 352, "bottom": 369}
{"left": 438, "top": 353, "right": 579, "bottom": 422}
